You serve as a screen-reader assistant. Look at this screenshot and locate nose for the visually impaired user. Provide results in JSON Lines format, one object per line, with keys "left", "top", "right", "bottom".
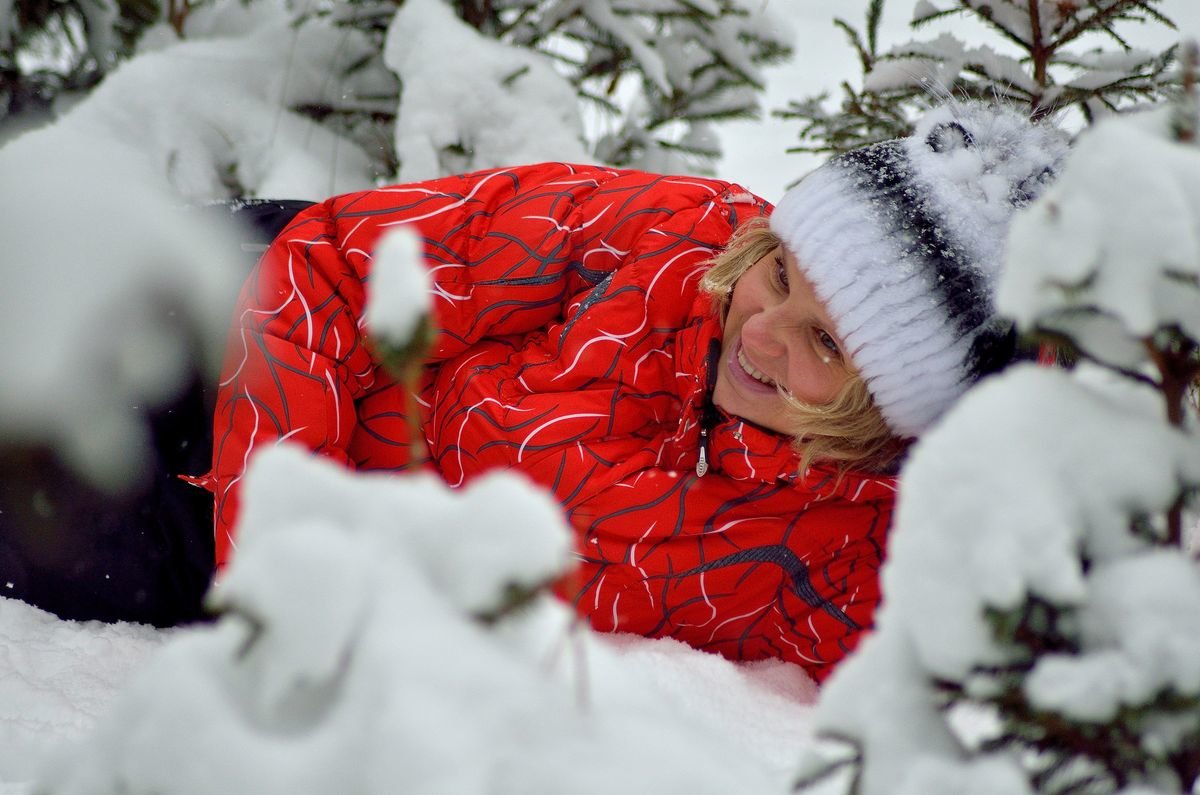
{"left": 740, "top": 307, "right": 787, "bottom": 360}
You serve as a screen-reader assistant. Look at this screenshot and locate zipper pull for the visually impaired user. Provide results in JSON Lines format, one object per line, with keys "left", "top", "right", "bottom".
{"left": 695, "top": 337, "right": 721, "bottom": 479}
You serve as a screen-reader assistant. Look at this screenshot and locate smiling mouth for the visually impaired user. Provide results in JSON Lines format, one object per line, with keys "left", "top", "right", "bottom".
{"left": 736, "top": 346, "right": 776, "bottom": 388}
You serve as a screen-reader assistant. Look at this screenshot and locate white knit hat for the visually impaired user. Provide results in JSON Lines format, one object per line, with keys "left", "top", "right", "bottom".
{"left": 769, "top": 102, "right": 1069, "bottom": 438}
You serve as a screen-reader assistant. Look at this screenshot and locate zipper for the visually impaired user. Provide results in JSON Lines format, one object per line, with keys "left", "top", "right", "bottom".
{"left": 695, "top": 338, "right": 721, "bottom": 478}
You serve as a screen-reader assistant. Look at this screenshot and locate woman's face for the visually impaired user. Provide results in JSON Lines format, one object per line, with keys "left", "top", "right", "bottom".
{"left": 712, "top": 246, "right": 856, "bottom": 435}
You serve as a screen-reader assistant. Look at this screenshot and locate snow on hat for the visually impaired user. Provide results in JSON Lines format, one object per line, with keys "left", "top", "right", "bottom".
{"left": 769, "top": 102, "right": 1068, "bottom": 438}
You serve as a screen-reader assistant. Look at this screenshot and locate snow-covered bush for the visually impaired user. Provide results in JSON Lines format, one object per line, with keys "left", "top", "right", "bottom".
{"left": 3, "top": 0, "right": 792, "bottom": 186}
{"left": 303, "top": 0, "right": 794, "bottom": 174}
{"left": 383, "top": 0, "right": 588, "bottom": 181}
{"left": 31, "top": 442, "right": 808, "bottom": 794}
{"left": 796, "top": 77, "right": 1200, "bottom": 795}
{"left": 0, "top": 0, "right": 154, "bottom": 143}
{"left": 781, "top": 0, "right": 1181, "bottom": 155}
{"left": 55, "top": 3, "right": 389, "bottom": 200}
{"left": 0, "top": 123, "right": 241, "bottom": 493}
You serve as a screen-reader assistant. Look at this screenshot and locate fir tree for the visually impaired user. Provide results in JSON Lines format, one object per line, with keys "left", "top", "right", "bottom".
{"left": 308, "top": 0, "right": 792, "bottom": 172}
{"left": 0, "top": 0, "right": 792, "bottom": 175}
{"left": 496, "top": 0, "right": 793, "bottom": 169}
{"left": 0, "top": 0, "right": 159, "bottom": 142}
{"left": 795, "top": 51, "right": 1200, "bottom": 795}
{"left": 779, "top": 0, "right": 1180, "bottom": 156}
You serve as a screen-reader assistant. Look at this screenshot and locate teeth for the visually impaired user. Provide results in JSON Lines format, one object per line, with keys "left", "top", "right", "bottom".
{"left": 737, "top": 348, "right": 775, "bottom": 387}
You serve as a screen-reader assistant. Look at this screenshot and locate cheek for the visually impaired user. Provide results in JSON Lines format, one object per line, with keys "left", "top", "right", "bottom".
{"left": 786, "top": 351, "right": 849, "bottom": 404}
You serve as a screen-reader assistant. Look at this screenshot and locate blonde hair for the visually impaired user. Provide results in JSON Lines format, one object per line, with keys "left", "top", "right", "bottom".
{"left": 701, "top": 217, "right": 908, "bottom": 474}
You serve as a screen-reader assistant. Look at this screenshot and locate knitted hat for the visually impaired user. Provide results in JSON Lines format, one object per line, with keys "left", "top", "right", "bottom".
{"left": 769, "top": 102, "right": 1068, "bottom": 438}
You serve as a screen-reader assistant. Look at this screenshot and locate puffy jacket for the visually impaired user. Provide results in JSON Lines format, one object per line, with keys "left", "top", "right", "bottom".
{"left": 208, "top": 162, "right": 898, "bottom": 680}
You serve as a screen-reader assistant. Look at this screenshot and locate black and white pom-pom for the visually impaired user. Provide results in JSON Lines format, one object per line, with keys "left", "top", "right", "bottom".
{"left": 905, "top": 103, "right": 1069, "bottom": 271}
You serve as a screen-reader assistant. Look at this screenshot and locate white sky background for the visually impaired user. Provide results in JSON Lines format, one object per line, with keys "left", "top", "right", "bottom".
{"left": 715, "top": 0, "right": 1200, "bottom": 203}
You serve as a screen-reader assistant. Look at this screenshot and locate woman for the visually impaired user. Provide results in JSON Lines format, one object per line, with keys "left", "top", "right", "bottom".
{"left": 198, "top": 102, "right": 1067, "bottom": 681}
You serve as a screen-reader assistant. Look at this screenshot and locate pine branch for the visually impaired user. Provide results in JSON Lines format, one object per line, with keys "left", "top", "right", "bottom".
{"left": 833, "top": 17, "right": 874, "bottom": 74}
{"left": 1029, "top": 321, "right": 1162, "bottom": 389}
{"left": 911, "top": 7, "right": 970, "bottom": 29}
{"left": 1097, "top": 18, "right": 1136, "bottom": 50}
{"left": 1028, "top": 0, "right": 1049, "bottom": 88}
{"left": 1167, "top": 736, "right": 1200, "bottom": 793}
{"left": 495, "top": 4, "right": 539, "bottom": 40}
{"left": 1129, "top": 0, "right": 1178, "bottom": 31}
{"left": 1049, "top": 0, "right": 1156, "bottom": 52}
{"left": 866, "top": 0, "right": 885, "bottom": 56}
{"left": 959, "top": 0, "right": 1039, "bottom": 54}
{"left": 576, "top": 88, "right": 624, "bottom": 116}
{"left": 1175, "top": 40, "right": 1198, "bottom": 142}
{"left": 792, "top": 732, "right": 864, "bottom": 793}
{"left": 1144, "top": 330, "right": 1200, "bottom": 429}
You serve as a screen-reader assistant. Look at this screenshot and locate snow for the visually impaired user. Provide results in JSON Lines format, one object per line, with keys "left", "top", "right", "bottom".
{"left": 0, "top": 125, "right": 241, "bottom": 493}
{"left": 79, "top": 9, "right": 381, "bottom": 200}
{"left": 867, "top": 35, "right": 1039, "bottom": 96}
{"left": 8, "top": 447, "right": 819, "bottom": 794}
{"left": 964, "top": 0, "right": 1034, "bottom": 43}
{"left": 0, "top": 598, "right": 167, "bottom": 785}
{"left": 385, "top": 0, "right": 588, "bottom": 182}
{"left": 1026, "top": 550, "right": 1200, "bottom": 722}
{"left": 890, "top": 364, "right": 1200, "bottom": 679}
{"left": 807, "top": 363, "right": 1200, "bottom": 794}
{"left": 896, "top": 753, "right": 1033, "bottom": 795}
{"left": 364, "top": 227, "right": 434, "bottom": 351}
{"left": 1002, "top": 106, "right": 1200, "bottom": 369}
{"left": 802, "top": 628, "right": 964, "bottom": 795}
{"left": 912, "top": 1, "right": 944, "bottom": 24}
{"left": 1062, "top": 47, "right": 1162, "bottom": 73}
{"left": 1066, "top": 68, "right": 1147, "bottom": 92}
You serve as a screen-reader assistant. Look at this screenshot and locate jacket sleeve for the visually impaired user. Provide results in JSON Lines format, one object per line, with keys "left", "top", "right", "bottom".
{"left": 209, "top": 205, "right": 365, "bottom": 566}
{"left": 209, "top": 163, "right": 755, "bottom": 566}
{"left": 323, "top": 163, "right": 753, "bottom": 362}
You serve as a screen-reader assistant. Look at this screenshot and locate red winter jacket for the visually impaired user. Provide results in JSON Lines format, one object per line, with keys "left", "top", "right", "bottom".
{"left": 208, "top": 163, "right": 897, "bottom": 680}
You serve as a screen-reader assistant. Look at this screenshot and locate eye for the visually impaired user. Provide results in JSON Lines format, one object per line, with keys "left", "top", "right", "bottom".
{"left": 770, "top": 255, "right": 789, "bottom": 291}
{"left": 816, "top": 328, "right": 841, "bottom": 359}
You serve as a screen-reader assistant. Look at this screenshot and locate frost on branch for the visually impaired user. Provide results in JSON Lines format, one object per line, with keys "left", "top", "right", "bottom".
{"left": 797, "top": 90, "right": 1200, "bottom": 795}
{"left": 364, "top": 225, "right": 435, "bottom": 376}
{"left": 364, "top": 224, "right": 436, "bottom": 455}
